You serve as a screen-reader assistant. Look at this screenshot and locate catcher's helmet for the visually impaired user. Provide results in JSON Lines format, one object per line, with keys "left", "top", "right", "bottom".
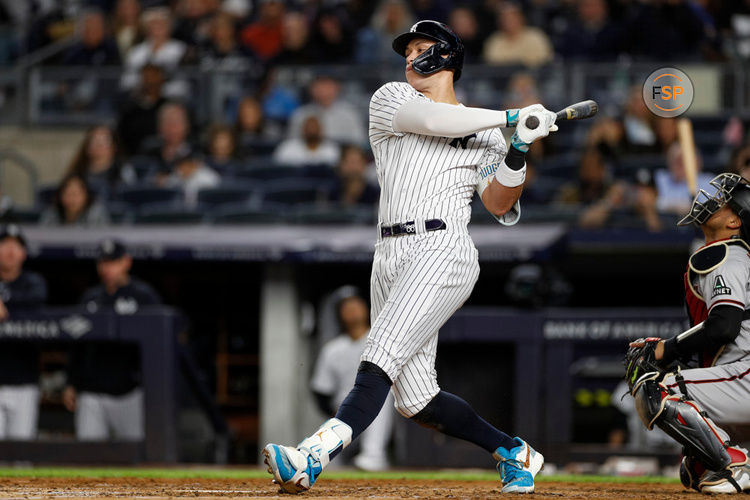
{"left": 392, "top": 20, "right": 464, "bottom": 82}
{"left": 678, "top": 173, "right": 750, "bottom": 242}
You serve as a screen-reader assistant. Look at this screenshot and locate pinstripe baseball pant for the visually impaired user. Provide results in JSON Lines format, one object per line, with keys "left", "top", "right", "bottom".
{"left": 361, "top": 221, "right": 479, "bottom": 417}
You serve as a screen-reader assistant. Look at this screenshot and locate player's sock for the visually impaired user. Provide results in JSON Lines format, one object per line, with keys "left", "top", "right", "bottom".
{"left": 411, "top": 390, "right": 516, "bottom": 453}
{"left": 335, "top": 361, "right": 392, "bottom": 439}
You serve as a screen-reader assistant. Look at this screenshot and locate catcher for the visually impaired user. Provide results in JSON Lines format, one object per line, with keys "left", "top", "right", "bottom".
{"left": 625, "top": 172, "right": 750, "bottom": 494}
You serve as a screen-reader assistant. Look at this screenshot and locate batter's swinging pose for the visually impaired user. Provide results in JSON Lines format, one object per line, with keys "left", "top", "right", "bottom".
{"left": 264, "top": 20, "right": 557, "bottom": 494}
{"left": 626, "top": 173, "right": 750, "bottom": 494}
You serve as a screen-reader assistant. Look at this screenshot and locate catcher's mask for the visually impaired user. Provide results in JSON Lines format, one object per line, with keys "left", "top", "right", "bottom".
{"left": 392, "top": 20, "right": 464, "bottom": 82}
{"left": 678, "top": 173, "right": 750, "bottom": 241}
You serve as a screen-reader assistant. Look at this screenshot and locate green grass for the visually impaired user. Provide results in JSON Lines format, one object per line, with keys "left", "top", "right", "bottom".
{"left": 0, "top": 467, "right": 680, "bottom": 483}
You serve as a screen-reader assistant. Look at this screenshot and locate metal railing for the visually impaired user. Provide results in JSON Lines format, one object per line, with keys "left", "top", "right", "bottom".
{"left": 8, "top": 61, "right": 749, "bottom": 127}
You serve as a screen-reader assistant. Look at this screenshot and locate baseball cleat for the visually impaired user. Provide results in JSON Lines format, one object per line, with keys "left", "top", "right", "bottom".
{"left": 262, "top": 443, "right": 322, "bottom": 494}
{"left": 493, "top": 437, "right": 544, "bottom": 494}
{"left": 699, "top": 464, "right": 750, "bottom": 494}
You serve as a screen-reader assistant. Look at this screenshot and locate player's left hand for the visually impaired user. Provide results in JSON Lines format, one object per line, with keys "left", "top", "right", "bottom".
{"left": 624, "top": 337, "right": 663, "bottom": 390}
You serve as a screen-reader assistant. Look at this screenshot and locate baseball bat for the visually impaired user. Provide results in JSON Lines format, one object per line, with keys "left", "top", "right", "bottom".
{"left": 524, "top": 100, "right": 599, "bottom": 129}
{"left": 677, "top": 118, "right": 698, "bottom": 196}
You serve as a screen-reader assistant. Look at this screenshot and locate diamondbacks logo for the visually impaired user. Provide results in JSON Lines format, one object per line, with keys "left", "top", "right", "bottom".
{"left": 712, "top": 275, "right": 731, "bottom": 298}
{"left": 449, "top": 133, "right": 476, "bottom": 149}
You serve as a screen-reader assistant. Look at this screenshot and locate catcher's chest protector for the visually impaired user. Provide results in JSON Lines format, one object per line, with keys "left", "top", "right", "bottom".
{"left": 684, "top": 239, "right": 750, "bottom": 366}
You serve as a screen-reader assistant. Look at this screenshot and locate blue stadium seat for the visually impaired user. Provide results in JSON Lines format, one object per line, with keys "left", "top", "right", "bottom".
{"left": 537, "top": 153, "right": 578, "bottom": 178}
{"left": 35, "top": 184, "right": 58, "bottom": 208}
{"left": 134, "top": 203, "right": 205, "bottom": 225}
{"left": 116, "top": 185, "right": 183, "bottom": 207}
{"left": 261, "top": 178, "right": 329, "bottom": 206}
{"left": 293, "top": 204, "right": 376, "bottom": 225}
{"left": 210, "top": 201, "right": 289, "bottom": 224}
{"left": 233, "top": 162, "right": 301, "bottom": 182}
{"left": 126, "top": 155, "right": 159, "bottom": 180}
{"left": 197, "top": 183, "right": 259, "bottom": 208}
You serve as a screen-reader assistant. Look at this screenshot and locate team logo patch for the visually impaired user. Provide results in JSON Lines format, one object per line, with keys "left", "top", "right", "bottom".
{"left": 449, "top": 133, "right": 476, "bottom": 149}
{"left": 711, "top": 275, "right": 731, "bottom": 298}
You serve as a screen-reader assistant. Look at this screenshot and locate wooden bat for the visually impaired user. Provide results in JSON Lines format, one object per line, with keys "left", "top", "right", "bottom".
{"left": 524, "top": 100, "right": 599, "bottom": 129}
{"left": 677, "top": 118, "right": 698, "bottom": 196}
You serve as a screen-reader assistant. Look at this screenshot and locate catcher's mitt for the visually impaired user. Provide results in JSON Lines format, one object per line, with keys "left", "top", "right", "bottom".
{"left": 624, "top": 337, "right": 663, "bottom": 391}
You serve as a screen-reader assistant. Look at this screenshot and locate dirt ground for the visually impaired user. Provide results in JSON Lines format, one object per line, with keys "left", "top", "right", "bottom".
{"left": 0, "top": 477, "right": 697, "bottom": 499}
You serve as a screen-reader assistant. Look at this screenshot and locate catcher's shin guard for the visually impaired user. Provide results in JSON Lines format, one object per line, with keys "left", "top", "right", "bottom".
{"left": 631, "top": 372, "right": 731, "bottom": 471}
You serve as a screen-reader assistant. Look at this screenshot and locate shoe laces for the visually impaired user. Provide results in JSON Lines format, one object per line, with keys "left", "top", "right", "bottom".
{"left": 496, "top": 457, "right": 525, "bottom": 484}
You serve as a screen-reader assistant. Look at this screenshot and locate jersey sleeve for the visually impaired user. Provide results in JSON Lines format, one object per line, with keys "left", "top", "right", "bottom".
{"left": 369, "top": 81, "right": 426, "bottom": 145}
{"left": 700, "top": 249, "right": 749, "bottom": 312}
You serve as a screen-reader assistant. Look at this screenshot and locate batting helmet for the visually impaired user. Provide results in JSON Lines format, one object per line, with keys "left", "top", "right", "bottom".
{"left": 678, "top": 173, "right": 750, "bottom": 242}
{"left": 392, "top": 20, "right": 464, "bottom": 82}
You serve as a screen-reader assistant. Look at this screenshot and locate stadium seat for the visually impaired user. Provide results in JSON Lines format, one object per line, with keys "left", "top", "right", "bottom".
{"left": 260, "top": 178, "right": 328, "bottom": 206}
{"left": 116, "top": 185, "right": 183, "bottom": 207}
{"left": 126, "top": 155, "right": 160, "bottom": 180}
{"left": 134, "top": 203, "right": 205, "bottom": 224}
{"left": 35, "top": 184, "right": 58, "bottom": 208}
{"left": 537, "top": 153, "right": 578, "bottom": 178}
{"left": 210, "top": 201, "right": 289, "bottom": 224}
{"left": 197, "top": 183, "right": 259, "bottom": 209}
{"left": 233, "top": 162, "right": 301, "bottom": 182}
{"left": 293, "top": 204, "right": 376, "bottom": 225}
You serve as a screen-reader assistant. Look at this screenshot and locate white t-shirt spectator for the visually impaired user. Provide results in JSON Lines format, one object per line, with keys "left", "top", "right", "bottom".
{"left": 273, "top": 138, "right": 341, "bottom": 167}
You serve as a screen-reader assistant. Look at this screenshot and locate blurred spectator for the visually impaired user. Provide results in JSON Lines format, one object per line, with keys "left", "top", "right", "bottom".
{"left": 653, "top": 117, "right": 679, "bottom": 154}
{"left": 585, "top": 118, "right": 625, "bottom": 163}
{"left": 274, "top": 115, "right": 340, "bottom": 167}
{"left": 240, "top": 0, "right": 285, "bottom": 61}
{"left": 518, "top": 159, "right": 548, "bottom": 205}
{"left": 199, "top": 12, "right": 253, "bottom": 70}
{"left": 448, "top": 5, "right": 483, "bottom": 62}
{"left": 116, "top": 63, "right": 168, "bottom": 155}
{"left": 309, "top": 8, "right": 355, "bottom": 63}
{"left": 120, "top": 7, "right": 187, "bottom": 93}
{"left": 172, "top": 0, "right": 216, "bottom": 50}
{"left": 112, "top": 0, "right": 142, "bottom": 59}
{"left": 234, "top": 95, "right": 282, "bottom": 155}
{"left": 503, "top": 72, "right": 541, "bottom": 109}
{"left": 621, "top": 86, "right": 657, "bottom": 154}
{"left": 655, "top": 143, "right": 714, "bottom": 216}
{"left": 273, "top": 11, "right": 314, "bottom": 65}
{"left": 287, "top": 75, "right": 366, "bottom": 146}
{"left": 62, "top": 9, "right": 121, "bottom": 66}
{"left": 328, "top": 145, "right": 379, "bottom": 206}
{"left": 64, "top": 239, "right": 161, "bottom": 441}
{"left": 140, "top": 101, "right": 194, "bottom": 172}
{"left": 160, "top": 150, "right": 220, "bottom": 207}
{"left": 355, "top": 0, "right": 414, "bottom": 65}
{"left": 554, "top": 147, "right": 659, "bottom": 229}
{"left": 204, "top": 124, "right": 238, "bottom": 174}
{"left": 0, "top": 225, "right": 47, "bottom": 441}
{"left": 483, "top": 2, "right": 553, "bottom": 67}
{"left": 66, "top": 125, "right": 136, "bottom": 200}
{"left": 556, "top": 0, "right": 622, "bottom": 61}
{"left": 39, "top": 175, "right": 110, "bottom": 227}
{"left": 729, "top": 144, "right": 750, "bottom": 180}
{"left": 311, "top": 291, "right": 393, "bottom": 471}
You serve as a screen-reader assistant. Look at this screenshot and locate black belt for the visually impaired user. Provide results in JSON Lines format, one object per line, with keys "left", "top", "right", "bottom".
{"left": 380, "top": 218, "right": 446, "bottom": 238}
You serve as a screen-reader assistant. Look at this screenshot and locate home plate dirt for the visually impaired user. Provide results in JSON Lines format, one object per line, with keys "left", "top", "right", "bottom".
{"left": 0, "top": 477, "right": 694, "bottom": 498}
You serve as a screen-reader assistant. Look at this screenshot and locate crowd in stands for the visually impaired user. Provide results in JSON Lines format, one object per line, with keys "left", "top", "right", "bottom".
{"left": 0, "top": 0, "right": 749, "bottom": 230}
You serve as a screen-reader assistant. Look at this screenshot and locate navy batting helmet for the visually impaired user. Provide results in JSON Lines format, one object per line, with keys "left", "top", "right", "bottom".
{"left": 392, "top": 20, "right": 464, "bottom": 82}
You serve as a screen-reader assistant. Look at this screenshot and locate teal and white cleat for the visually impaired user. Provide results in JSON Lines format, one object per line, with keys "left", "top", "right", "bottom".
{"left": 262, "top": 444, "right": 322, "bottom": 494}
{"left": 493, "top": 437, "right": 544, "bottom": 494}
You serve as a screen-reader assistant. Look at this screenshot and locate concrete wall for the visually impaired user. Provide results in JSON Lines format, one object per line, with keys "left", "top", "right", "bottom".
{"left": 0, "top": 126, "right": 86, "bottom": 207}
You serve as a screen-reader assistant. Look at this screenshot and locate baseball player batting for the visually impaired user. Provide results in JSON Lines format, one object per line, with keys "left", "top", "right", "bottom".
{"left": 264, "top": 20, "right": 557, "bottom": 494}
{"left": 625, "top": 173, "right": 750, "bottom": 494}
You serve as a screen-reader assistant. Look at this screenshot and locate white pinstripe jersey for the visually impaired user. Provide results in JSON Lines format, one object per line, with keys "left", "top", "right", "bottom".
{"left": 369, "top": 81, "right": 506, "bottom": 227}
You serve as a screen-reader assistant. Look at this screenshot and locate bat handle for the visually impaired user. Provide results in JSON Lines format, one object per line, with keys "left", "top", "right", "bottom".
{"left": 524, "top": 115, "right": 540, "bottom": 130}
